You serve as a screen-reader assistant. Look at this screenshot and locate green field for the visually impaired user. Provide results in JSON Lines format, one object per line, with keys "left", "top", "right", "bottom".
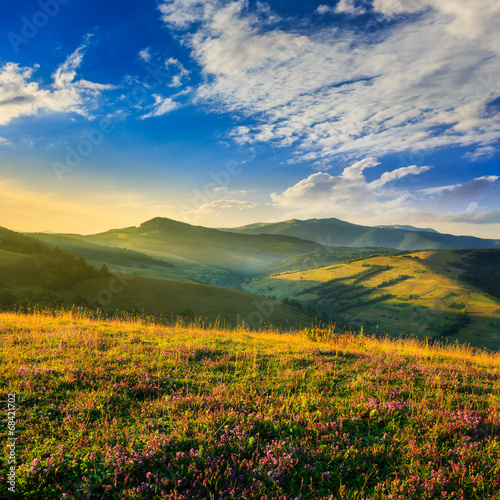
{"left": 0, "top": 236, "right": 314, "bottom": 329}
{"left": 243, "top": 251, "right": 500, "bottom": 349}
{"left": 1, "top": 311, "right": 500, "bottom": 499}
{"left": 3, "top": 222, "right": 500, "bottom": 349}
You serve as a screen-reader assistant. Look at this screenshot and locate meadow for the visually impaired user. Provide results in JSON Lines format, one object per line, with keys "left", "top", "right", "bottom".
{"left": 243, "top": 251, "right": 500, "bottom": 349}
{"left": 1, "top": 310, "right": 500, "bottom": 499}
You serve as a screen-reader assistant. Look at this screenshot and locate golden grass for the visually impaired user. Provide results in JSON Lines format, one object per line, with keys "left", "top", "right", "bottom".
{"left": 2, "top": 309, "right": 499, "bottom": 368}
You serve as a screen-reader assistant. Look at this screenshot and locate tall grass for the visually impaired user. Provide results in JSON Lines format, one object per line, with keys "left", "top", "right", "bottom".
{"left": 1, "top": 310, "right": 499, "bottom": 499}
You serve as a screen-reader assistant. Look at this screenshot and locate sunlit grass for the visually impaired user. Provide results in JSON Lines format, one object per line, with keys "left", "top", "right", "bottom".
{"left": 245, "top": 252, "right": 500, "bottom": 348}
{"left": 1, "top": 309, "right": 500, "bottom": 499}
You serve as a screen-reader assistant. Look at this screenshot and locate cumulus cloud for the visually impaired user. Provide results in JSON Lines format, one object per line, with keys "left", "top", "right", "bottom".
{"left": 372, "top": 0, "right": 500, "bottom": 52}
{"left": 316, "top": 2, "right": 365, "bottom": 15}
{"left": 371, "top": 0, "right": 427, "bottom": 17}
{"left": 316, "top": 5, "right": 334, "bottom": 15}
{"left": 334, "top": 0, "right": 366, "bottom": 15}
{"left": 158, "top": 0, "right": 500, "bottom": 163}
{"left": 270, "top": 157, "right": 431, "bottom": 223}
{"left": 267, "top": 157, "right": 499, "bottom": 228}
{"left": 0, "top": 42, "right": 114, "bottom": 126}
{"left": 159, "top": 0, "right": 211, "bottom": 28}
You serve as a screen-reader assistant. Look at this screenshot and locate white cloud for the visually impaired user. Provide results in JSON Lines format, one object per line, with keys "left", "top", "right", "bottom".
{"left": 0, "top": 42, "right": 113, "bottom": 126}
{"left": 369, "top": 164, "right": 431, "bottom": 188}
{"left": 0, "top": 137, "right": 13, "bottom": 146}
{"left": 270, "top": 157, "right": 430, "bottom": 222}
{"left": 269, "top": 158, "right": 498, "bottom": 227}
{"left": 371, "top": 0, "right": 426, "bottom": 17}
{"left": 335, "top": 0, "right": 366, "bottom": 15}
{"left": 212, "top": 186, "right": 251, "bottom": 196}
{"left": 158, "top": 0, "right": 500, "bottom": 162}
{"left": 200, "top": 199, "right": 256, "bottom": 211}
{"left": 159, "top": 0, "right": 213, "bottom": 28}
{"left": 419, "top": 208, "right": 500, "bottom": 227}
{"left": 316, "top": 5, "right": 334, "bottom": 15}
{"left": 419, "top": 176, "right": 499, "bottom": 206}
{"left": 316, "top": 2, "right": 366, "bottom": 15}
{"left": 140, "top": 95, "right": 179, "bottom": 119}
{"left": 372, "top": 0, "right": 500, "bottom": 52}
{"left": 139, "top": 48, "right": 152, "bottom": 63}
{"left": 165, "top": 57, "right": 190, "bottom": 87}
{"left": 464, "top": 145, "right": 496, "bottom": 161}
{"left": 180, "top": 198, "right": 258, "bottom": 224}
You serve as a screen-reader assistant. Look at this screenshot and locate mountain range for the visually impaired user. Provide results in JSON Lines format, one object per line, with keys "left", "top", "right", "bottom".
{"left": 223, "top": 217, "right": 500, "bottom": 250}
{"left": 2, "top": 215, "right": 500, "bottom": 346}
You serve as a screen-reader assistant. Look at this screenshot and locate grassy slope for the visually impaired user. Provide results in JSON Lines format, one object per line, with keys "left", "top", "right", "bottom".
{"left": 1, "top": 311, "right": 499, "bottom": 499}
{"left": 79, "top": 217, "right": 323, "bottom": 274}
{"left": 30, "top": 218, "right": 327, "bottom": 287}
{"left": 243, "top": 251, "right": 500, "bottom": 349}
{"left": 0, "top": 246, "right": 312, "bottom": 329}
{"left": 26, "top": 233, "right": 176, "bottom": 269}
{"left": 25, "top": 233, "right": 205, "bottom": 284}
{"left": 27, "top": 232, "right": 410, "bottom": 287}
{"left": 71, "top": 274, "right": 313, "bottom": 328}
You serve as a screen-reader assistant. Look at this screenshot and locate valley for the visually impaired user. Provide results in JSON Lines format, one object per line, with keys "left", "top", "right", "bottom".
{"left": 1, "top": 216, "right": 500, "bottom": 349}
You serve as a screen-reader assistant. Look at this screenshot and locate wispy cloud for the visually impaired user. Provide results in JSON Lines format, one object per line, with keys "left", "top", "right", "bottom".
{"left": 436, "top": 209, "right": 500, "bottom": 225}
{"left": 158, "top": 0, "right": 500, "bottom": 164}
{"left": 140, "top": 94, "right": 179, "bottom": 119}
{"left": 0, "top": 136, "right": 13, "bottom": 146}
{"left": 165, "top": 57, "right": 190, "bottom": 87}
{"left": 419, "top": 176, "right": 499, "bottom": 206}
{"left": 180, "top": 198, "right": 258, "bottom": 224}
{"left": 0, "top": 40, "right": 114, "bottom": 126}
{"left": 464, "top": 145, "right": 496, "bottom": 161}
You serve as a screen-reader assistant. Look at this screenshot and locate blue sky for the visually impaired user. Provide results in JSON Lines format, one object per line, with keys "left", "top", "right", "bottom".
{"left": 0, "top": 0, "right": 499, "bottom": 237}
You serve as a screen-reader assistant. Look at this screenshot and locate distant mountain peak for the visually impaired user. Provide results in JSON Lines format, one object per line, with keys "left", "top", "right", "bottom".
{"left": 376, "top": 224, "right": 439, "bottom": 234}
{"left": 223, "top": 216, "right": 498, "bottom": 251}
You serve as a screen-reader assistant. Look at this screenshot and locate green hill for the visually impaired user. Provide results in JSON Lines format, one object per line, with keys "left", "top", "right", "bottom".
{"left": 242, "top": 249, "right": 500, "bottom": 349}
{"left": 0, "top": 226, "right": 313, "bottom": 328}
{"left": 29, "top": 228, "right": 410, "bottom": 286}
{"left": 2, "top": 310, "right": 500, "bottom": 499}
{"left": 72, "top": 274, "right": 313, "bottom": 328}
{"left": 224, "top": 217, "right": 500, "bottom": 250}
{"left": 88, "top": 217, "right": 322, "bottom": 268}
{"left": 24, "top": 233, "right": 188, "bottom": 283}
{"left": 32, "top": 218, "right": 325, "bottom": 285}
